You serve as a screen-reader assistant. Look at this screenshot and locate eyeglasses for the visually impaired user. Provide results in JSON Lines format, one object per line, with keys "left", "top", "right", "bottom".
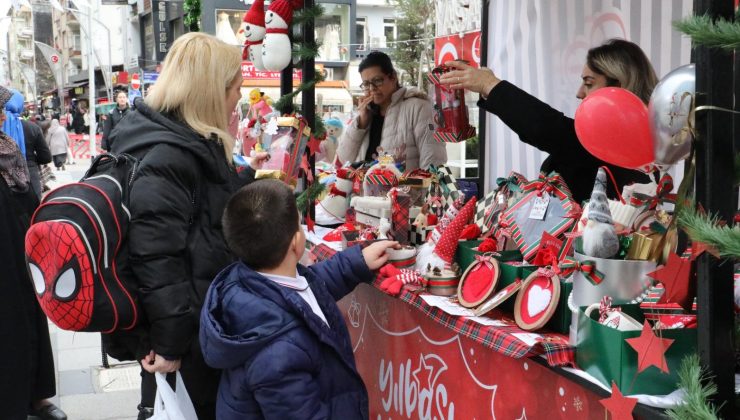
{"left": 359, "top": 76, "right": 387, "bottom": 91}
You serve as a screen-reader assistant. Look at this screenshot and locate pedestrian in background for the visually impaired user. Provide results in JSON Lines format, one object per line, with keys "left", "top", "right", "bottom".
{"left": 46, "top": 119, "right": 69, "bottom": 171}
{"left": 102, "top": 90, "right": 130, "bottom": 151}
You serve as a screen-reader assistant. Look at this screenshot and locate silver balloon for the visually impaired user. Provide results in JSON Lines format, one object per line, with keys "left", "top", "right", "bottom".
{"left": 648, "top": 64, "right": 695, "bottom": 166}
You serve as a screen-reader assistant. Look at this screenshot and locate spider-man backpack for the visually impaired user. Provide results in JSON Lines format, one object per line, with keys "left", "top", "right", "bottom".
{"left": 25, "top": 154, "right": 142, "bottom": 333}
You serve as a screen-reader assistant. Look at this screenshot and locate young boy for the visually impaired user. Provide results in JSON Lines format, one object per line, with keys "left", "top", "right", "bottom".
{"left": 200, "top": 179, "right": 396, "bottom": 420}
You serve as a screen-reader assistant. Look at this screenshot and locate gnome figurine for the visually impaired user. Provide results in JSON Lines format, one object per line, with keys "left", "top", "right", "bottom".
{"left": 582, "top": 168, "right": 620, "bottom": 259}
{"left": 262, "top": 0, "right": 303, "bottom": 71}
{"left": 241, "top": 0, "right": 267, "bottom": 70}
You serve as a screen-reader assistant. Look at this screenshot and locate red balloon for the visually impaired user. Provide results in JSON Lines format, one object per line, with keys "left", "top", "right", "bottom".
{"left": 574, "top": 87, "right": 654, "bottom": 169}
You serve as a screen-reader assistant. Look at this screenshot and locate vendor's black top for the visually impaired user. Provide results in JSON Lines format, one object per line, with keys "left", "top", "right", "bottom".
{"left": 364, "top": 111, "right": 384, "bottom": 161}
{"left": 105, "top": 97, "right": 254, "bottom": 360}
{"left": 479, "top": 81, "right": 650, "bottom": 203}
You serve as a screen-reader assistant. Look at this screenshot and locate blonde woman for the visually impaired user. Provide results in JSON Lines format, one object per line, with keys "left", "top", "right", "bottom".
{"left": 104, "top": 33, "right": 267, "bottom": 420}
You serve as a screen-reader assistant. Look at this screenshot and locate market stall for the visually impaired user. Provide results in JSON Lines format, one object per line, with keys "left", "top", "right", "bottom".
{"left": 239, "top": 0, "right": 737, "bottom": 417}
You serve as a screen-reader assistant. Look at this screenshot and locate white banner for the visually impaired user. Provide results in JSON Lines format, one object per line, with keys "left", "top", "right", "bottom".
{"left": 484, "top": 0, "right": 692, "bottom": 190}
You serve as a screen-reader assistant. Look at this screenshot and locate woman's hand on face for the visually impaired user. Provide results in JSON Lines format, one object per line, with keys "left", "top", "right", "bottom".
{"left": 356, "top": 94, "right": 374, "bottom": 130}
{"left": 440, "top": 61, "right": 502, "bottom": 97}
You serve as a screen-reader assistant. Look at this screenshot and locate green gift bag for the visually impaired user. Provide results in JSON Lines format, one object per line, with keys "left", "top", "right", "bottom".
{"left": 576, "top": 304, "right": 697, "bottom": 395}
{"left": 455, "top": 240, "right": 522, "bottom": 270}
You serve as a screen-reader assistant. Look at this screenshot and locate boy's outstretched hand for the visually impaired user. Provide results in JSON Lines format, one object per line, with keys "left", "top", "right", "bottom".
{"left": 362, "top": 241, "right": 400, "bottom": 271}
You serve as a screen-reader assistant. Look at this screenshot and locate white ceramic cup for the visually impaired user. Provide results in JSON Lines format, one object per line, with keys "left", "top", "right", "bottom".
{"left": 585, "top": 303, "right": 643, "bottom": 331}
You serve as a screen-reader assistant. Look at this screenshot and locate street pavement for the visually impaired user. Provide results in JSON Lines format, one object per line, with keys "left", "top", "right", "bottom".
{"left": 33, "top": 161, "right": 140, "bottom": 420}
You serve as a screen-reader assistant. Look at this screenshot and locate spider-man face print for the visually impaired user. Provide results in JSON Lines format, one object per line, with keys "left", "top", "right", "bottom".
{"left": 25, "top": 221, "right": 94, "bottom": 330}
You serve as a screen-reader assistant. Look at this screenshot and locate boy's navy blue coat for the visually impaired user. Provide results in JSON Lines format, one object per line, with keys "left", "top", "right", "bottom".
{"left": 200, "top": 246, "right": 373, "bottom": 420}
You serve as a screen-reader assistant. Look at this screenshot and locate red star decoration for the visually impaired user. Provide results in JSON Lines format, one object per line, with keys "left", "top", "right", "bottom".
{"left": 690, "top": 241, "right": 720, "bottom": 260}
{"left": 647, "top": 252, "right": 693, "bottom": 311}
{"left": 300, "top": 154, "right": 313, "bottom": 182}
{"left": 599, "top": 382, "right": 638, "bottom": 420}
{"left": 306, "top": 136, "right": 322, "bottom": 156}
{"left": 625, "top": 320, "right": 675, "bottom": 374}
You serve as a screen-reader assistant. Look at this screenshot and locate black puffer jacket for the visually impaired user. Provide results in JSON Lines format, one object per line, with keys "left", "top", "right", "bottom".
{"left": 109, "top": 98, "right": 252, "bottom": 358}
{"left": 102, "top": 106, "right": 130, "bottom": 150}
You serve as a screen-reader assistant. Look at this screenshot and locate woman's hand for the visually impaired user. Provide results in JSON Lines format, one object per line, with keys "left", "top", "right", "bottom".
{"left": 248, "top": 151, "right": 270, "bottom": 170}
{"left": 439, "top": 61, "right": 502, "bottom": 98}
{"left": 356, "top": 93, "right": 374, "bottom": 130}
{"left": 141, "top": 350, "right": 181, "bottom": 373}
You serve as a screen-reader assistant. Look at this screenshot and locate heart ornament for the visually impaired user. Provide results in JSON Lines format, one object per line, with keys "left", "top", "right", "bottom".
{"left": 514, "top": 270, "right": 561, "bottom": 331}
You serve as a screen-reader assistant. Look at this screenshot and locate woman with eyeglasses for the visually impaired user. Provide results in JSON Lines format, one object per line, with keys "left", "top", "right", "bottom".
{"left": 337, "top": 51, "right": 447, "bottom": 170}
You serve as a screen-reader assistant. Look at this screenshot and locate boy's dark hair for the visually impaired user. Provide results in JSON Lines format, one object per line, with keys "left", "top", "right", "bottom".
{"left": 359, "top": 51, "right": 396, "bottom": 77}
{"left": 222, "top": 179, "right": 299, "bottom": 270}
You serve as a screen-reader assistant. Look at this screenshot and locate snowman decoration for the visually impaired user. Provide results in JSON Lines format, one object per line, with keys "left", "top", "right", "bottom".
{"left": 262, "top": 0, "right": 303, "bottom": 71}
{"left": 241, "top": 0, "right": 266, "bottom": 71}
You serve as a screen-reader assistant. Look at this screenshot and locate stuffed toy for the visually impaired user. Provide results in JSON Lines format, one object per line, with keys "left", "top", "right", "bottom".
{"left": 316, "top": 167, "right": 353, "bottom": 221}
{"left": 582, "top": 167, "right": 620, "bottom": 258}
{"left": 318, "top": 117, "right": 343, "bottom": 163}
{"left": 262, "top": 0, "right": 304, "bottom": 71}
{"left": 378, "top": 264, "right": 424, "bottom": 296}
{"left": 241, "top": 0, "right": 267, "bottom": 70}
{"left": 248, "top": 89, "right": 273, "bottom": 120}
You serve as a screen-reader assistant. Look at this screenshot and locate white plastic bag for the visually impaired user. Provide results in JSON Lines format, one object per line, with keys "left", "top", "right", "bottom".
{"left": 150, "top": 371, "right": 199, "bottom": 420}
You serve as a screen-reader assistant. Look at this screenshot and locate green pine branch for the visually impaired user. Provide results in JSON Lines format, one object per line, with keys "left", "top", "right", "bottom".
{"left": 673, "top": 14, "right": 740, "bottom": 51}
{"left": 677, "top": 204, "right": 740, "bottom": 259}
{"left": 294, "top": 41, "right": 322, "bottom": 62}
{"left": 666, "top": 354, "right": 720, "bottom": 420}
{"left": 272, "top": 73, "right": 325, "bottom": 115}
{"left": 293, "top": 5, "right": 325, "bottom": 26}
{"left": 183, "top": 0, "right": 201, "bottom": 32}
{"left": 297, "top": 180, "right": 326, "bottom": 213}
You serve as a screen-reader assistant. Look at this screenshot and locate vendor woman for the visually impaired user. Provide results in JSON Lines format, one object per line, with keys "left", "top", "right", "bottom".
{"left": 440, "top": 38, "right": 655, "bottom": 203}
{"left": 337, "top": 51, "right": 447, "bottom": 170}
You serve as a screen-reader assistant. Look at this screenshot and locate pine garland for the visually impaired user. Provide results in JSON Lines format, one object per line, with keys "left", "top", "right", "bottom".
{"left": 294, "top": 41, "right": 323, "bottom": 63}
{"left": 272, "top": 73, "right": 325, "bottom": 115}
{"left": 183, "top": 0, "right": 201, "bottom": 32}
{"left": 673, "top": 13, "right": 740, "bottom": 51}
{"left": 666, "top": 354, "right": 720, "bottom": 420}
{"left": 677, "top": 204, "right": 740, "bottom": 259}
{"left": 297, "top": 181, "right": 326, "bottom": 213}
{"left": 293, "top": 5, "right": 325, "bottom": 26}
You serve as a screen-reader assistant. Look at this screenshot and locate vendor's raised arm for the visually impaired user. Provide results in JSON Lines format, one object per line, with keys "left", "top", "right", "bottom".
{"left": 440, "top": 60, "right": 501, "bottom": 98}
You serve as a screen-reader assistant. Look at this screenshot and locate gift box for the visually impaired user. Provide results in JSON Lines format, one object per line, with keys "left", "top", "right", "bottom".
{"left": 501, "top": 172, "right": 577, "bottom": 262}
{"left": 426, "top": 165, "right": 462, "bottom": 218}
{"left": 399, "top": 169, "right": 432, "bottom": 206}
{"left": 256, "top": 116, "right": 310, "bottom": 183}
{"left": 576, "top": 304, "right": 697, "bottom": 395}
{"left": 409, "top": 224, "right": 434, "bottom": 246}
{"left": 427, "top": 66, "right": 477, "bottom": 143}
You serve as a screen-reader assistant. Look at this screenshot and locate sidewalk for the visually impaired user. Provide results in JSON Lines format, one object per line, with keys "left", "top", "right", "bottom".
{"left": 38, "top": 161, "right": 141, "bottom": 420}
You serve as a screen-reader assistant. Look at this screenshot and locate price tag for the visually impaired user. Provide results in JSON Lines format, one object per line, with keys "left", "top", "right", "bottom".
{"left": 529, "top": 194, "right": 550, "bottom": 220}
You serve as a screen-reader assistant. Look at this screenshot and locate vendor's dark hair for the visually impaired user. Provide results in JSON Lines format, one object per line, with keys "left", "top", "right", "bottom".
{"left": 222, "top": 179, "right": 299, "bottom": 270}
{"left": 359, "top": 51, "right": 398, "bottom": 80}
{"left": 586, "top": 39, "right": 658, "bottom": 104}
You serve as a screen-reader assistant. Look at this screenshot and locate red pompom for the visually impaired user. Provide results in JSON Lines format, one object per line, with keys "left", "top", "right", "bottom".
{"left": 477, "top": 237, "right": 498, "bottom": 253}
{"left": 427, "top": 213, "right": 438, "bottom": 226}
{"left": 459, "top": 223, "right": 481, "bottom": 240}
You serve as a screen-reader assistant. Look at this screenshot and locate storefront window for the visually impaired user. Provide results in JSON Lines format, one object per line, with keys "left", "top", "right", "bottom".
{"left": 214, "top": 9, "right": 246, "bottom": 47}
{"left": 356, "top": 17, "right": 367, "bottom": 51}
{"left": 383, "top": 18, "right": 396, "bottom": 46}
{"left": 316, "top": 4, "right": 350, "bottom": 61}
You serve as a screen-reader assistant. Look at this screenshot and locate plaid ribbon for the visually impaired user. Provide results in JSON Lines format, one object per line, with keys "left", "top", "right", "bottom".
{"left": 473, "top": 254, "right": 495, "bottom": 271}
{"left": 316, "top": 245, "right": 575, "bottom": 367}
{"left": 629, "top": 173, "right": 676, "bottom": 210}
{"left": 366, "top": 169, "right": 398, "bottom": 186}
{"left": 557, "top": 257, "right": 605, "bottom": 285}
{"left": 390, "top": 188, "right": 410, "bottom": 244}
{"left": 495, "top": 174, "right": 524, "bottom": 193}
{"left": 521, "top": 172, "right": 572, "bottom": 201}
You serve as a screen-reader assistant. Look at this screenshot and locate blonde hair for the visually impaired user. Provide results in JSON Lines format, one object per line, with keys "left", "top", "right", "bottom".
{"left": 145, "top": 33, "right": 241, "bottom": 161}
{"left": 586, "top": 39, "right": 659, "bottom": 104}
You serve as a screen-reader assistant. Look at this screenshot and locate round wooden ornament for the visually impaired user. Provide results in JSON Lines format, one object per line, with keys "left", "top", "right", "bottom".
{"left": 457, "top": 255, "right": 500, "bottom": 308}
{"left": 514, "top": 269, "right": 561, "bottom": 331}
{"left": 473, "top": 279, "right": 523, "bottom": 316}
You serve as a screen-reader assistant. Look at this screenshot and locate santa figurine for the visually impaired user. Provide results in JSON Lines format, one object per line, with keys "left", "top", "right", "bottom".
{"left": 262, "top": 0, "right": 304, "bottom": 71}
{"left": 241, "top": 0, "right": 267, "bottom": 70}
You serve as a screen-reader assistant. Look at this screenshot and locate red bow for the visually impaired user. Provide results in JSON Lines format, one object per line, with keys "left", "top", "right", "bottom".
{"left": 522, "top": 173, "right": 571, "bottom": 200}
{"left": 598, "top": 296, "right": 620, "bottom": 323}
{"left": 474, "top": 254, "right": 495, "bottom": 271}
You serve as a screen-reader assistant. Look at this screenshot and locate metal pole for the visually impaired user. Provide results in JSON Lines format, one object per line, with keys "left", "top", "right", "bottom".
{"left": 87, "top": 0, "right": 96, "bottom": 160}
{"left": 302, "top": 0, "right": 315, "bottom": 219}
{"left": 693, "top": 0, "right": 736, "bottom": 418}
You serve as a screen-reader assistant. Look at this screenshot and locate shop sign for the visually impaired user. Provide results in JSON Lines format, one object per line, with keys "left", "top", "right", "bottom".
{"left": 152, "top": 1, "right": 171, "bottom": 63}
{"left": 434, "top": 31, "right": 481, "bottom": 67}
{"left": 241, "top": 62, "right": 302, "bottom": 80}
{"left": 142, "top": 71, "right": 159, "bottom": 84}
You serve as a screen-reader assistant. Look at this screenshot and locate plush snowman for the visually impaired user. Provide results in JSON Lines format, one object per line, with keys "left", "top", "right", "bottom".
{"left": 262, "top": 0, "right": 303, "bottom": 71}
{"left": 241, "top": 0, "right": 266, "bottom": 70}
